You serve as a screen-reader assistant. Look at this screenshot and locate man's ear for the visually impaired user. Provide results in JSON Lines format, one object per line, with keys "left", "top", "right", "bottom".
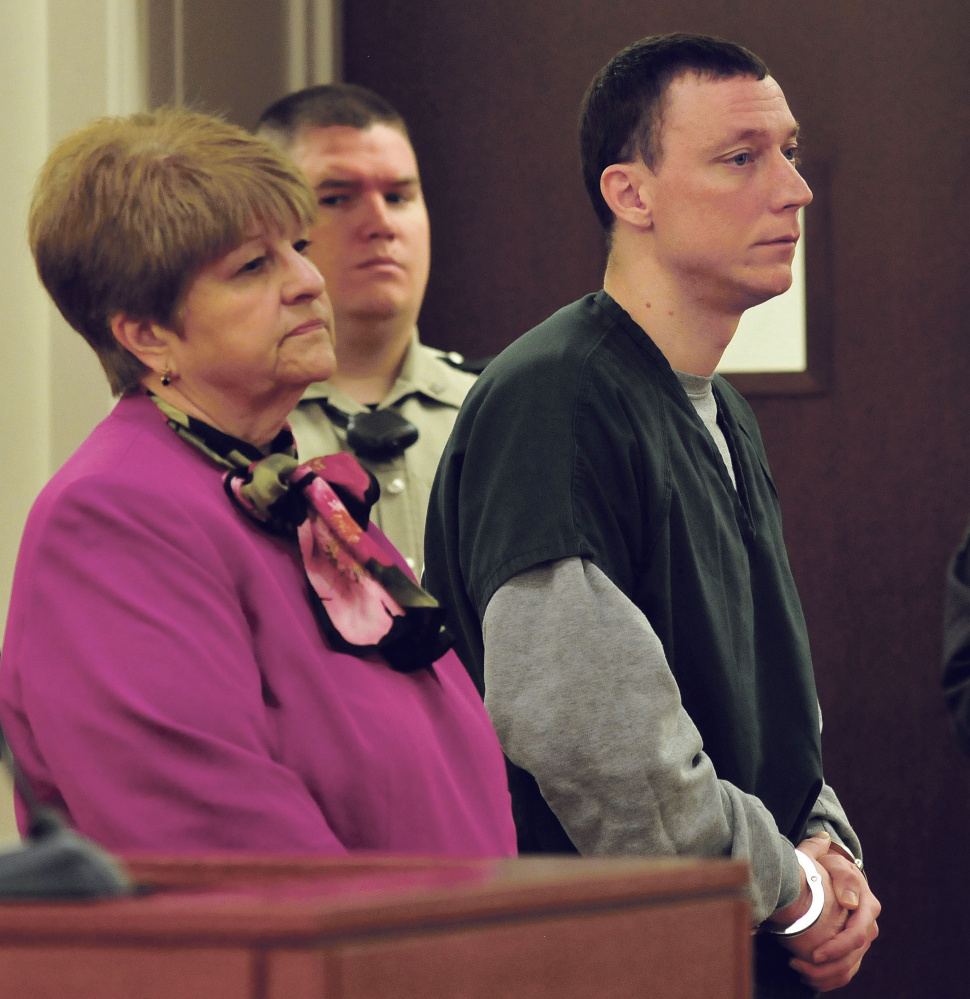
{"left": 600, "top": 161, "right": 654, "bottom": 230}
{"left": 110, "top": 314, "right": 174, "bottom": 372}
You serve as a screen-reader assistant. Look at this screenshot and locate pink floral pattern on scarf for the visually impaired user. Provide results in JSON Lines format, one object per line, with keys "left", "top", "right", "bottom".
{"left": 150, "top": 392, "right": 450, "bottom": 672}
{"left": 296, "top": 462, "right": 405, "bottom": 647}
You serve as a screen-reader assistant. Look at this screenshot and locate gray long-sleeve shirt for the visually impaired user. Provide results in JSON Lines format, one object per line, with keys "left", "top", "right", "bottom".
{"left": 484, "top": 556, "right": 860, "bottom": 924}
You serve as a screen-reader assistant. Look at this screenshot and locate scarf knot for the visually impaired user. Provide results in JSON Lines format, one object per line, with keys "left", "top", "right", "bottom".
{"left": 150, "top": 393, "right": 451, "bottom": 673}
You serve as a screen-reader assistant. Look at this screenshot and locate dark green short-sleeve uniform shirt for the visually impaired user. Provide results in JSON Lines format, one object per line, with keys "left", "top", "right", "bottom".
{"left": 425, "top": 291, "right": 823, "bottom": 849}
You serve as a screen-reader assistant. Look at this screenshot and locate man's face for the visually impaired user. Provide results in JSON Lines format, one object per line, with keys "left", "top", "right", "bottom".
{"left": 288, "top": 123, "right": 431, "bottom": 329}
{"left": 643, "top": 72, "right": 812, "bottom": 313}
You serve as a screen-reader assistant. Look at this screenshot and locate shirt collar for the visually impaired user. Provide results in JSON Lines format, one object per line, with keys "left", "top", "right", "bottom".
{"left": 297, "top": 329, "right": 472, "bottom": 412}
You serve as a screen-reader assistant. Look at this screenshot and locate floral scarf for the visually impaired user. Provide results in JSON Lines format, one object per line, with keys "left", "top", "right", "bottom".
{"left": 149, "top": 394, "right": 451, "bottom": 673}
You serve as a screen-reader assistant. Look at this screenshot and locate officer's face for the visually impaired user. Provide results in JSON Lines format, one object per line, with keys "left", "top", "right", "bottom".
{"left": 289, "top": 123, "right": 431, "bottom": 331}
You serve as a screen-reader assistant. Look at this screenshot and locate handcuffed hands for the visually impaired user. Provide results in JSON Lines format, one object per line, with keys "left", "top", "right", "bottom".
{"left": 774, "top": 831, "right": 881, "bottom": 992}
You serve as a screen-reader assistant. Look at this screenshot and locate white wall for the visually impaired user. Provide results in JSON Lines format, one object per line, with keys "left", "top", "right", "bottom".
{"left": 0, "top": 1, "right": 145, "bottom": 648}
{"left": 0, "top": 3, "right": 52, "bottom": 849}
{"left": 291, "top": 0, "right": 342, "bottom": 88}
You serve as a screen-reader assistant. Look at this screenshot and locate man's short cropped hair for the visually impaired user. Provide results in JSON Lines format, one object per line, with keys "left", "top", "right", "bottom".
{"left": 579, "top": 32, "right": 768, "bottom": 229}
{"left": 256, "top": 83, "right": 410, "bottom": 150}
{"left": 29, "top": 107, "right": 316, "bottom": 395}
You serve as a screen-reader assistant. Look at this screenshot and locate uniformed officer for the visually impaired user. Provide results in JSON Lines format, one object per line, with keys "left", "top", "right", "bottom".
{"left": 257, "top": 85, "right": 477, "bottom": 574}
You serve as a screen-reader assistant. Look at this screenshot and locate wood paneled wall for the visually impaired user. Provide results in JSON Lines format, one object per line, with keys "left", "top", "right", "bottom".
{"left": 344, "top": 3, "right": 970, "bottom": 996}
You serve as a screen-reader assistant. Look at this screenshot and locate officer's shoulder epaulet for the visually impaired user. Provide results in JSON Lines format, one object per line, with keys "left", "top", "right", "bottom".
{"left": 437, "top": 350, "right": 493, "bottom": 375}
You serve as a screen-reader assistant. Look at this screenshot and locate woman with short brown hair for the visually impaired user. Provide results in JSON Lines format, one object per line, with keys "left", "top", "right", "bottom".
{"left": 1, "top": 108, "right": 515, "bottom": 856}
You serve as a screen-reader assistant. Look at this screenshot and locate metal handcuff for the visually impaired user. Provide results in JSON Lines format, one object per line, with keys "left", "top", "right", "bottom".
{"left": 768, "top": 849, "right": 826, "bottom": 936}
{"left": 767, "top": 843, "right": 865, "bottom": 936}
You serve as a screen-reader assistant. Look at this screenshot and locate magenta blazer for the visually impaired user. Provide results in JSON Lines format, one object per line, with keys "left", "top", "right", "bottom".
{"left": 0, "top": 393, "right": 516, "bottom": 856}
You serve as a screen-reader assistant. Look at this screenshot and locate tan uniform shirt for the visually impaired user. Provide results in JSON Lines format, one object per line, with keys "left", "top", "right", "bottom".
{"left": 288, "top": 333, "right": 477, "bottom": 575}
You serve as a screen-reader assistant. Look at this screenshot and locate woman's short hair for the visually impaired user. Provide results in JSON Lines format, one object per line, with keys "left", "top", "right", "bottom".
{"left": 29, "top": 107, "right": 318, "bottom": 395}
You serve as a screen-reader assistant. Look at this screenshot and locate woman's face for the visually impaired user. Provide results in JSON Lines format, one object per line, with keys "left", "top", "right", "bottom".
{"left": 165, "top": 228, "right": 336, "bottom": 432}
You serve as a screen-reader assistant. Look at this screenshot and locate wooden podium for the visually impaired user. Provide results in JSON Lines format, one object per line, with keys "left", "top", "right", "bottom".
{"left": 0, "top": 854, "right": 751, "bottom": 998}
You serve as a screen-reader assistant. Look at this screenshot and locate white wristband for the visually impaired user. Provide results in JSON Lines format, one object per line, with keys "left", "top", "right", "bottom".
{"left": 769, "top": 849, "right": 824, "bottom": 936}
